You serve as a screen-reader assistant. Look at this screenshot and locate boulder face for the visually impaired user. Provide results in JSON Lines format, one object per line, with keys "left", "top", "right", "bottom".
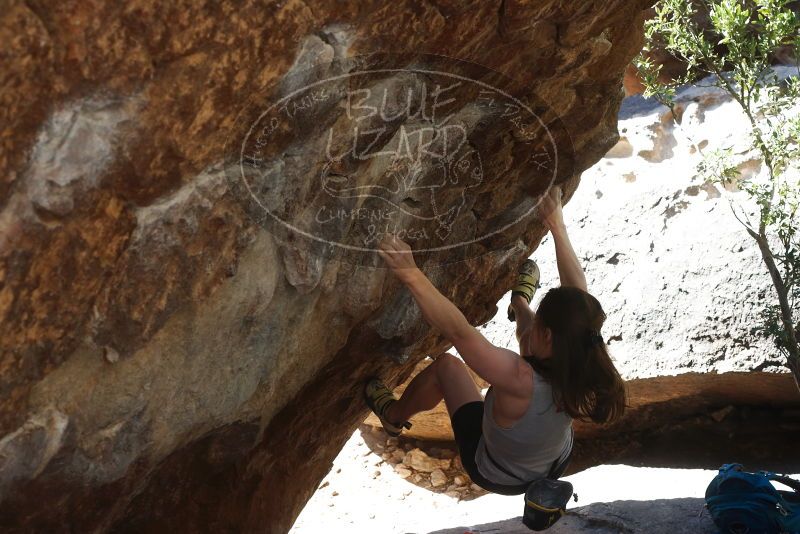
{"left": 0, "top": 1, "right": 651, "bottom": 532}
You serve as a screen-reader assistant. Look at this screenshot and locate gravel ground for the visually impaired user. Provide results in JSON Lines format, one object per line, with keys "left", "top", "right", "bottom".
{"left": 290, "top": 425, "right": 778, "bottom": 533}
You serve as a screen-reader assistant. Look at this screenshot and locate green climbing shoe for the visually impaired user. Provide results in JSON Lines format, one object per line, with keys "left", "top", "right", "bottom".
{"left": 364, "top": 378, "right": 412, "bottom": 437}
{"left": 508, "top": 259, "right": 541, "bottom": 322}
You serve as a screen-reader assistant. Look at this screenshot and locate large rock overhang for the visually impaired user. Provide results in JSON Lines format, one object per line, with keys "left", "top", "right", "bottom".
{"left": 0, "top": 1, "right": 652, "bottom": 531}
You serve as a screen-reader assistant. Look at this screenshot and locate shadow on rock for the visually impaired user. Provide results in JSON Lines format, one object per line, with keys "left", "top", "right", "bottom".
{"left": 426, "top": 497, "right": 714, "bottom": 534}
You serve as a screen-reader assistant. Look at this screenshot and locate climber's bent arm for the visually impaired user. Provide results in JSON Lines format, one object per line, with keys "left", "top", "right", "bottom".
{"left": 405, "top": 270, "right": 530, "bottom": 394}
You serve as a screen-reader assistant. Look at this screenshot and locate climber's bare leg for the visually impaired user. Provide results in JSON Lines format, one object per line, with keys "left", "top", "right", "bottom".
{"left": 385, "top": 353, "right": 482, "bottom": 424}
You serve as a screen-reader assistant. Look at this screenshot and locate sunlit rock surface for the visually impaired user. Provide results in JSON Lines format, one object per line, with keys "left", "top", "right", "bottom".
{"left": 0, "top": 1, "right": 652, "bottom": 531}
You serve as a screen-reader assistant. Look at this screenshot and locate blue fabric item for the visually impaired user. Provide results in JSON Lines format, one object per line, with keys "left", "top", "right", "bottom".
{"left": 705, "top": 463, "right": 800, "bottom": 534}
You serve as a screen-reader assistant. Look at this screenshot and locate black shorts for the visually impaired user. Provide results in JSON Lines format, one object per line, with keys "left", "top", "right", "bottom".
{"left": 451, "top": 401, "right": 573, "bottom": 496}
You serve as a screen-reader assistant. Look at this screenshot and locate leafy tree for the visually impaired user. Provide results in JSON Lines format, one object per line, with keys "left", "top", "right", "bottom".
{"left": 634, "top": 0, "right": 800, "bottom": 389}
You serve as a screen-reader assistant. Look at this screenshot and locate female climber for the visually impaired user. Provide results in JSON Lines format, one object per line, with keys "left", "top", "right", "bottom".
{"left": 365, "top": 186, "right": 626, "bottom": 498}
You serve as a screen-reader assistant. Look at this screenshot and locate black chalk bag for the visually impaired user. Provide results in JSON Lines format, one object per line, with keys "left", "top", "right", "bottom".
{"left": 522, "top": 478, "right": 574, "bottom": 531}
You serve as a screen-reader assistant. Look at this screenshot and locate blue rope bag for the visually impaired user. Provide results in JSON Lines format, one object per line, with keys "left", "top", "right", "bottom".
{"left": 705, "top": 463, "right": 800, "bottom": 534}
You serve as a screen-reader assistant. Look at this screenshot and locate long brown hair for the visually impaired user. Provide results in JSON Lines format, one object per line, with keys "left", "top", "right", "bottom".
{"left": 526, "top": 286, "right": 626, "bottom": 424}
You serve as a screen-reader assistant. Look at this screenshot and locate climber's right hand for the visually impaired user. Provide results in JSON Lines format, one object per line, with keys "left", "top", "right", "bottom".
{"left": 377, "top": 234, "right": 421, "bottom": 285}
{"left": 538, "top": 186, "right": 565, "bottom": 231}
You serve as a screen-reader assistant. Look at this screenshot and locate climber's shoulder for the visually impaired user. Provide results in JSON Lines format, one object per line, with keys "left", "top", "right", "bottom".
{"left": 491, "top": 358, "right": 534, "bottom": 400}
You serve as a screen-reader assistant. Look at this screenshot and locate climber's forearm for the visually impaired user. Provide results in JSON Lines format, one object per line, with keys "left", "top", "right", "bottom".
{"left": 404, "top": 269, "right": 474, "bottom": 342}
{"left": 550, "top": 222, "right": 588, "bottom": 291}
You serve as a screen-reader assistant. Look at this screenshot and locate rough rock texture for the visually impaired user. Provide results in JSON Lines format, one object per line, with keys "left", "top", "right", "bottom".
{"left": 0, "top": 1, "right": 653, "bottom": 532}
{"left": 430, "top": 497, "right": 715, "bottom": 534}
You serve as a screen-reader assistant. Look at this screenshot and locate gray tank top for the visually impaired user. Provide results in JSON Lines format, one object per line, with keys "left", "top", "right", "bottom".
{"left": 475, "top": 368, "right": 573, "bottom": 485}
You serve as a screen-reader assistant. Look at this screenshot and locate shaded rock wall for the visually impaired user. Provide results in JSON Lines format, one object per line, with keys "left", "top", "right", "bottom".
{"left": 1, "top": 1, "right": 651, "bottom": 531}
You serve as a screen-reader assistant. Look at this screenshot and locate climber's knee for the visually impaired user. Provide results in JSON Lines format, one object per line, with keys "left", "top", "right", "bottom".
{"left": 433, "top": 352, "right": 463, "bottom": 374}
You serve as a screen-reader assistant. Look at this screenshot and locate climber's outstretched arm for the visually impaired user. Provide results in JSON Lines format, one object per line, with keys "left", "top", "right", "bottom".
{"left": 378, "top": 235, "right": 529, "bottom": 394}
{"left": 540, "top": 187, "right": 587, "bottom": 292}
